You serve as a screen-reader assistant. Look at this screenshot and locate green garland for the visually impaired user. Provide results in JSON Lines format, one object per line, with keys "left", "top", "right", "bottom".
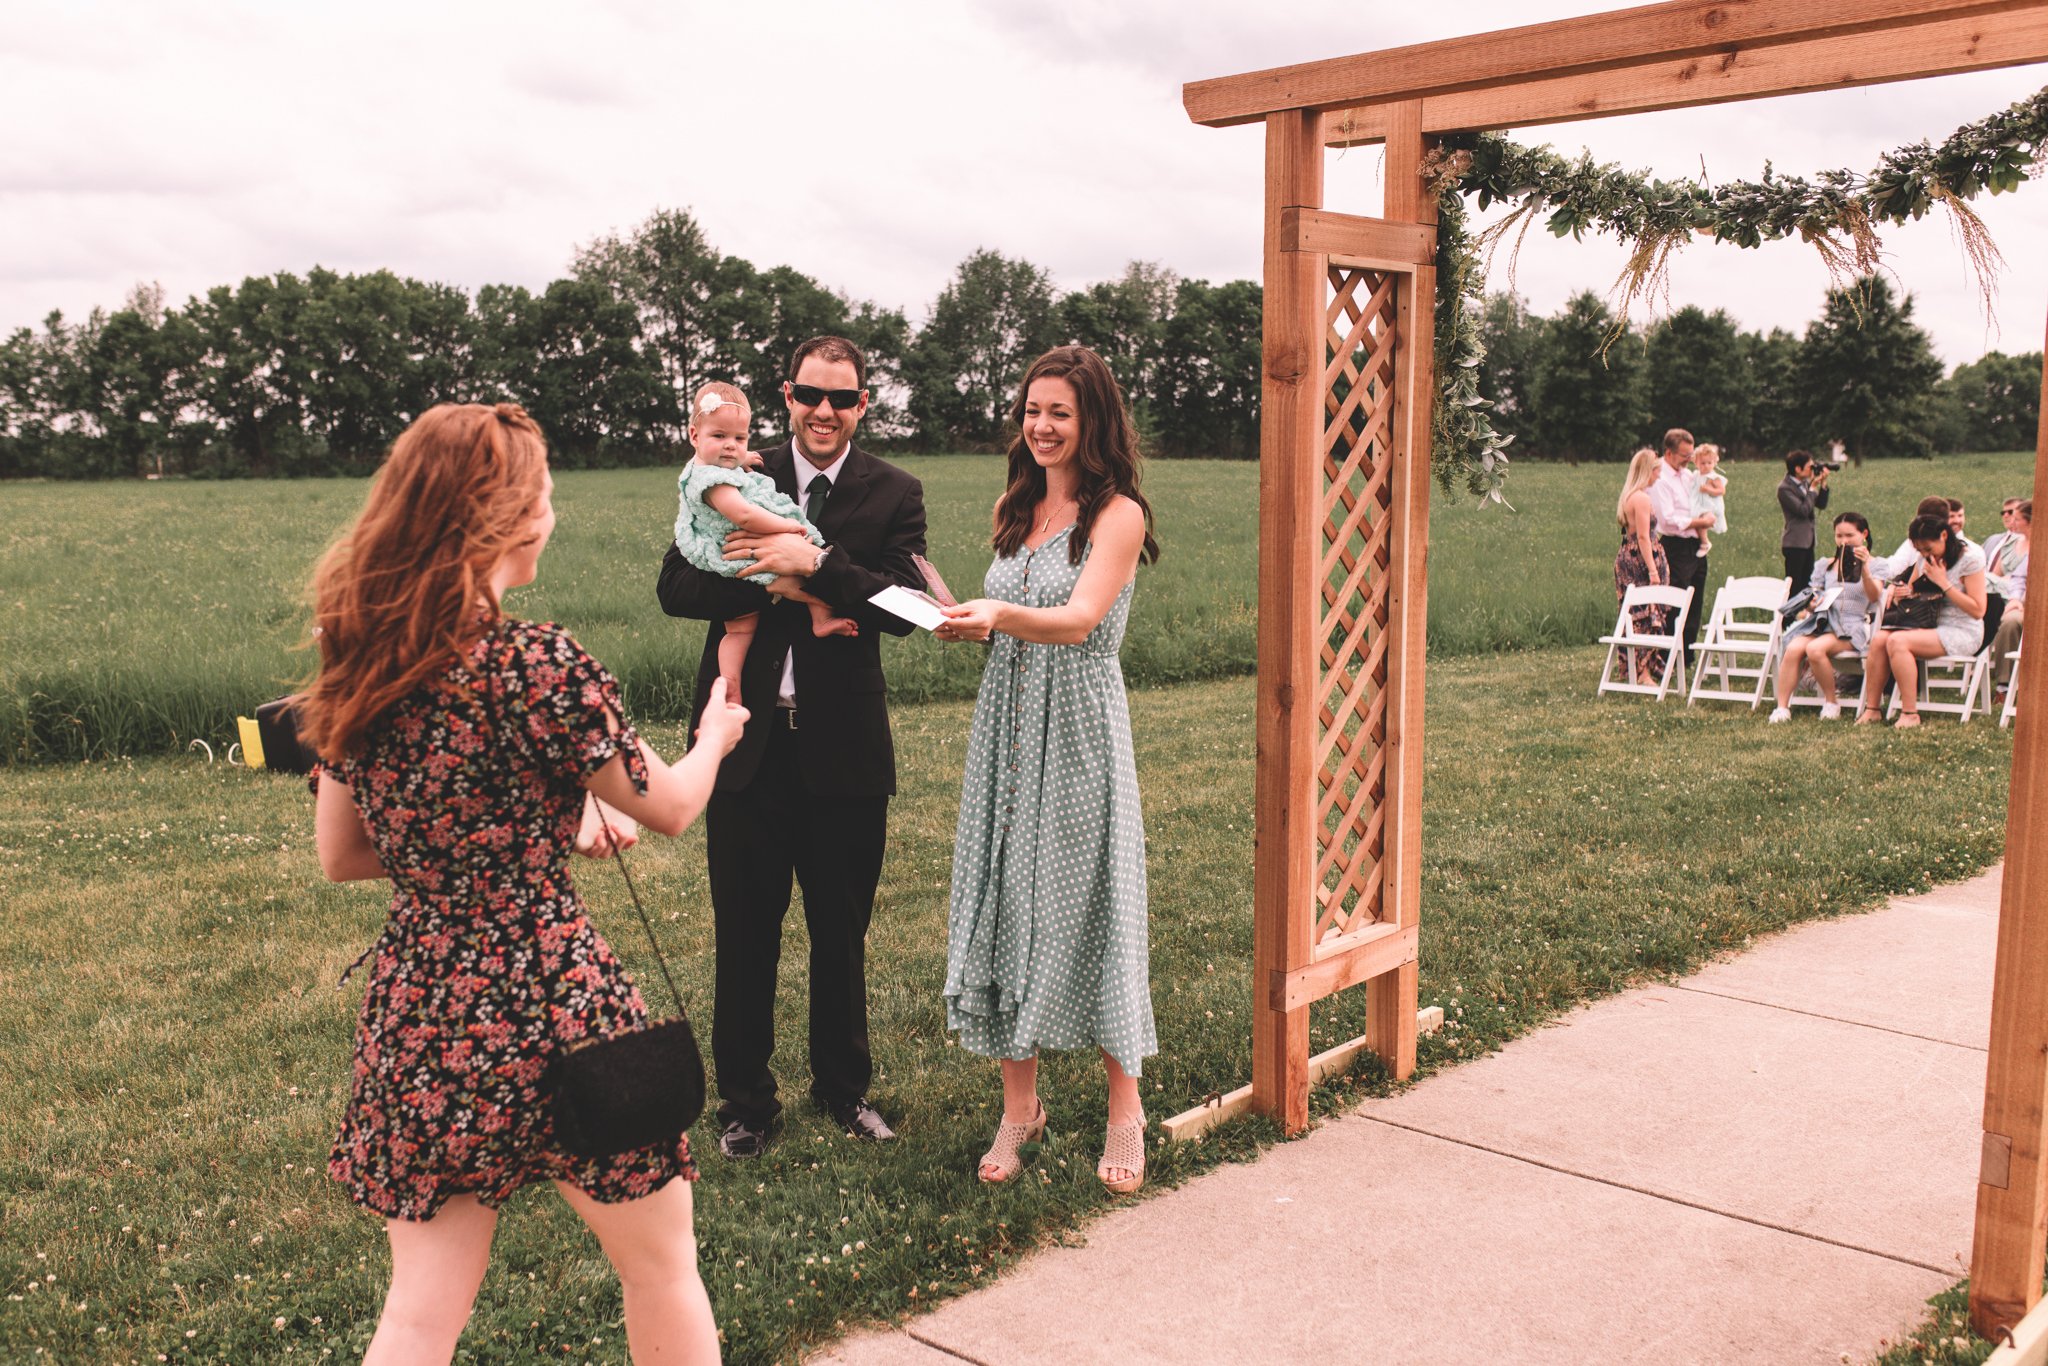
{"left": 1426, "top": 85, "right": 2048, "bottom": 501}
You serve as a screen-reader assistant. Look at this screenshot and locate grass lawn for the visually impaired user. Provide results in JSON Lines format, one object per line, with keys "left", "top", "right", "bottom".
{"left": 1, "top": 451, "right": 2034, "bottom": 762}
{"left": 1, "top": 647, "right": 2016, "bottom": 1364}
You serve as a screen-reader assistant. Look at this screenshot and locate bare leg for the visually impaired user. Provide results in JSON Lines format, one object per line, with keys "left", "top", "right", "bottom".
{"left": 1889, "top": 634, "right": 1921, "bottom": 722}
{"left": 761, "top": 576, "right": 858, "bottom": 638}
{"left": 978, "top": 1057, "right": 1044, "bottom": 1183}
{"left": 1773, "top": 636, "right": 1810, "bottom": 710}
{"left": 557, "top": 1178, "right": 719, "bottom": 1365}
{"left": 717, "top": 611, "right": 759, "bottom": 694}
{"left": 363, "top": 1197, "right": 498, "bottom": 1366}
{"left": 1809, "top": 637, "right": 1846, "bottom": 703}
{"left": 1860, "top": 630, "right": 1894, "bottom": 720}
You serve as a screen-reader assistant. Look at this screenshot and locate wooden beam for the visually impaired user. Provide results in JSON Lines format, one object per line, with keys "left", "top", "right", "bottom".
{"left": 1163, "top": 1007, "right": 1446, "bottom": 1143}
{"left": 1325, "top": 7, "right": 2048, "bottom": 144}
{"left": 1970, "top": 303, "right": 2048, "bottom": 1342}
{"left": 1365, "top": 102, "right": 1435, "bottom": 1087}
{"left": 1282, "top": 208, "right": 1437, "bottom": 267}
{"left": 1184, "top": 0, "right": 2035, "bottom": 126}
{"left": 1986, "top": 1291, "right": 2048, "bottom": 1366}
{"left": 1250, "top": 107, "right": 1325, "bottom": 1139}
{"left": 1271, "top": 924, "right": 1419, "bottom": 1012}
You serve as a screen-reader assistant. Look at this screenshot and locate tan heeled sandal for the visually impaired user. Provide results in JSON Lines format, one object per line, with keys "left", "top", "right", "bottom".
{"left": 1098, "top": 1118, "right": 1147, "bottom": 1195}
{"left": 978, "top": 1102, "right": 1047, "bottom": 1183}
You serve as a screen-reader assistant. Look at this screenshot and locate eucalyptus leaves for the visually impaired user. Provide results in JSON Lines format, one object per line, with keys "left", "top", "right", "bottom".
{"left": 1428, "top": 85, "right": 2048, "bottom": 501}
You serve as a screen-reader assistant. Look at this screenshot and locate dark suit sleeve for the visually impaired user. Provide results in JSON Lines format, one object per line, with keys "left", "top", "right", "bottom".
{"left": 1814, "top": 482, "right": 1830, "bottom": 512}
{"left": 656, "top": 540, "right": 772, "bottom": 622}
{"left": 805, "top": 478, "right": 929, "bottom": 637}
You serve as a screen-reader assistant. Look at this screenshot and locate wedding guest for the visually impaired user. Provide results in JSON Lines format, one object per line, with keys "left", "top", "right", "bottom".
{"left": 656, "top": 335, "right": 928, "bottom": 1159}
{"left": 935, "top": 346, "right": 1160, "bottom": 1195}
{"left": 1859, "top": 512, "right": 1988, "bottom": 728}
{"left": 1776, "top": 449, "right": 1831, "bottom": 587}
{"left": 1648, "top": 427, "right": 1715, "bottom": 663}
{"left": 304, "top": 403, "right": 745, "bottom": 1365}
{"left": 1878, "top": 497, "right": 1966, "bottom": 578}
{"left": 1688, "top": 442, "right": 1729, "bottom": 558}
{"left": 1768, "top": 511, "right": 1882, "bottom": 722}
{"left": 1611, "top": 447, "right": 1671, "bottom": 686}
{"left": 1989, "top": 500, "right": 2031, "bottom": 702}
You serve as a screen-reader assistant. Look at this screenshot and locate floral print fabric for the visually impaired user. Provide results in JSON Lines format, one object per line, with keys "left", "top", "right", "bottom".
{"left": 314, "top": 618, "right": 694, "bottom": 1220}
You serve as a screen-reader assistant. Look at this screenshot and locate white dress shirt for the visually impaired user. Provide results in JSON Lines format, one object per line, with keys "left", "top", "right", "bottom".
{"left": 1649, "top": 461, "right": 1698, "bottom": 539}
{"left": 779, "top": 441, "right": 846, "bottom": 707}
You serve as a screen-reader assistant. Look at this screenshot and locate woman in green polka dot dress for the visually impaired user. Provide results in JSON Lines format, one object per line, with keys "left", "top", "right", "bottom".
{"left": 934, "top": 345, "right": 1161, "bottom": 1194}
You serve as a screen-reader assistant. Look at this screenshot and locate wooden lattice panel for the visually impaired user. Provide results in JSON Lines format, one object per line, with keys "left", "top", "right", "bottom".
{"left": 1313, "top": 263, "right": 1399, "bottom": 946}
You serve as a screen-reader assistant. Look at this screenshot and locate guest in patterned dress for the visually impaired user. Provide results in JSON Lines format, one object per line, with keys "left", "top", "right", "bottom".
{"left": 934, "top": 346, "right": 1161, "bottom": 1195}
{"left": 302, "top": 403, "right": 747, "bottom": 1365}
{"left": 1612, "top": 447, "right": 1673, "bottom": 685}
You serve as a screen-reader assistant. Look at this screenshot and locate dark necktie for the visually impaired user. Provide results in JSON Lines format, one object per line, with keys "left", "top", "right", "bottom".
{"left": 805, "top": 474, "right": 830, "bottom": 526}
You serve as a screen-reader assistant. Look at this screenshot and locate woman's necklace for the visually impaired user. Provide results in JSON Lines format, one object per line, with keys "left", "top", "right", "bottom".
{"left": 1036, "top": 497, "right": 1076, "bottom": 535}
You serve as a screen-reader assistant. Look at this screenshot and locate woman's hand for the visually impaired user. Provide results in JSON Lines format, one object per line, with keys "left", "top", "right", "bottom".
{"left": 574, "top": 796, "right": 639, "bottom": 859}
{"left": 1921, "top": 556, "right": 1953, "bottom": 591}
{"left": 1886, "top": 583, "right": 1911, "bottom": 606}
{"left": 936, "top": 599, "right": 1001, "bottom": 643}
{"left": 694, "top": 677, "right": 751, "bottom": 758}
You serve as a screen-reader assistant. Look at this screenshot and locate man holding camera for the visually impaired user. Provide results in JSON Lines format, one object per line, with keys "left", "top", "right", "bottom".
{"left": 1778, "top": 449, "right": 1832, "bottom": 588}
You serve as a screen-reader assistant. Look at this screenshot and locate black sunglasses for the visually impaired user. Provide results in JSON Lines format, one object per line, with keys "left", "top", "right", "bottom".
{"left": 787, "top": 383, "right": 862, "bottom": 410}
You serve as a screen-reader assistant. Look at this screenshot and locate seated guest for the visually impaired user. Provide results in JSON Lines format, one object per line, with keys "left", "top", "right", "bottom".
{"left": 1769, "top": 511, "right": 1882, "bottom": 722}
{"left": 1878, "top": 497, "right": 1969, "bottom": 578}
{"left": 1990, "top": 499, "right": 2031, "bottom": 705}
{"left": 1859, "top": 513, "right": 1988, "bottom": 728}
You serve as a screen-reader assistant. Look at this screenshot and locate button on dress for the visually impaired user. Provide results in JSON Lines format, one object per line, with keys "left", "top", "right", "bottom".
{"left": 943, "top": 528, "right": 1157, "bottom": 1074}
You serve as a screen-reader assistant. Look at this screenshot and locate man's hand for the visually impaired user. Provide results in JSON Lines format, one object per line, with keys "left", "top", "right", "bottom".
{"left": 726, "top": 530, "right": 820, "bottom": 578}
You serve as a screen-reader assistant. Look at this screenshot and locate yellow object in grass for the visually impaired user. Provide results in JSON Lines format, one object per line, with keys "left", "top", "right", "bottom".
{"left": 236, "top": 715, "right": 266, "bottom": 769}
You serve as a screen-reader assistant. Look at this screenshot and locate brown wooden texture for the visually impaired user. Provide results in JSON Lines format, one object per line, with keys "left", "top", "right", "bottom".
{"left": 1324, "top": 7, "right": 2048, "bottom": 144}
{"left": 1283, "top": 207, "right": 1437, "bottom": 266}
{"left": 1969, "top": 304, "right": 2048, "bottom": 1341}
{"left": 1184, "top": 0, "right": 2030, "bottom": 126}
{"left": 1271, "top": 924, "right": 1419, "bottom": 1012}
{"left": 1251, "top": 107, "right": 1325, "bottom": 1137}
{"left": 1364, "top": 101, "right": 1435, "bottom": 1084}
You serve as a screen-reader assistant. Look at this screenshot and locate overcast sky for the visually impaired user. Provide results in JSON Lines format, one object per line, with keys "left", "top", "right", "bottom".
{"left": 4, "top": 1, "right": 2045, "bottom": 365}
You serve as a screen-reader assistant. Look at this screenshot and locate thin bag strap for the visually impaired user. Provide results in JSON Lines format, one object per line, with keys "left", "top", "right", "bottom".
{"left": 590, "top": 797, "right": 686, "bottom": 1018}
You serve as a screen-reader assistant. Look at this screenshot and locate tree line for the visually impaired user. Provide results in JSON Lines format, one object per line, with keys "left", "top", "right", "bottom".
{"left": 1479, "top": 275, "right": 2041, "bottom": 463}
{"left": 0, "top": 204, "right": 2037, "bottom": 479}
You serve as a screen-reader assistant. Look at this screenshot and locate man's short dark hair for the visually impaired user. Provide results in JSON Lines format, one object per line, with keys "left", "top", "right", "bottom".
{"left": 1785, "top": 449, "right": 1814, "bottom": 474}
{"left": 1661, "top": 428, "right": 1693, "bottom": 454}
{"left": 1947, "top": 497, "right": 1965, "bottom": 514}
{"left": 789, "top": 335, "right": 868, "bottom": 391}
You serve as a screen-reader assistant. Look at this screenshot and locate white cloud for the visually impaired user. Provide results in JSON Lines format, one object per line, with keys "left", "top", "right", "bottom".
{"left": 0, "top": 0, "right": 2042, "bottom": 365}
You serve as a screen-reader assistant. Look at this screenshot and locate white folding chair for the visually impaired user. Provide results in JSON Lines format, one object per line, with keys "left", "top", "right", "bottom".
{"left": 2001, "top": 646, "right": 2021, "bottom": 729}
{"left": 1598, "top": 584, "right": 1693, "bottom": 701}
{"left": 1687, "top": 575, "right": 1793, "bottom": 709}
{"left": 1886, "top": 646, "right": 1994, "bottom": 722}
{"left": 1785, "top": 600, "right": 1883, "bottom": 716}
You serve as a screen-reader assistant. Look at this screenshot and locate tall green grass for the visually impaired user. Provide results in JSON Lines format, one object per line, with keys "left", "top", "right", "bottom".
{"left": 1, "top": 452, "right": 2032, "bottom": 762}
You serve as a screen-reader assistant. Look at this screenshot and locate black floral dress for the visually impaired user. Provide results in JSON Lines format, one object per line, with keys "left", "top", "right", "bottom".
{"left": 313, "top": 618, "right": 695, "bottom": 1221}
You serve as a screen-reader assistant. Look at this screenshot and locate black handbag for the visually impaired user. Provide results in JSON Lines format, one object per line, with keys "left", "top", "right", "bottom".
{"left": 254, "top": 696, "right": 316, "bottom": 775}
{"left": 546, "top": 799, "right": 706, "bottom": 1159}
{"left": 1881, "top": 584, "right": 1943, "bottom": 632}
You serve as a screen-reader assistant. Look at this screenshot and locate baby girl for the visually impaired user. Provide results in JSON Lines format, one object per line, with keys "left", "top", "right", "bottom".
{"left": 674, "top": 382, "right": 856, "bottom": 692}
{"left": 1688, "top": 442, "right": 1729, "bottom": 557}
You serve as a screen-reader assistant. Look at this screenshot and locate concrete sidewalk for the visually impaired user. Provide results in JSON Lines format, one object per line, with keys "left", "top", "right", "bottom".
{"left": 815, "top": 865, "right": 2002, "bottom": 1366}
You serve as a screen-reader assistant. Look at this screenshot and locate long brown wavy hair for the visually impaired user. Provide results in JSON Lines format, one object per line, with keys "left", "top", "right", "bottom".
{"left": 298, "top": 403, "right": 549, "bottom": 760}
{"left": 991, "top": 346, "right": 1159, "bottom": 567}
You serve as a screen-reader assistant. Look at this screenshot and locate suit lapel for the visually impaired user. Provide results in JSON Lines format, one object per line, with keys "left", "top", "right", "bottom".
{"left": 815, "top": 443, "right": 872, "bottom": 541}
{"left": 765, "top": 441, "right": 800, "bottom": 503}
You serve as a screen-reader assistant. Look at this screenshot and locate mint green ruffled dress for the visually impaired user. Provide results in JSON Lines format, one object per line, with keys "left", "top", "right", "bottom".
{"left": 674, "top": 463, "right": 823, "bottom": 578}
{"left": 943, "top": 528, "right": 1156, "bottom": 1074}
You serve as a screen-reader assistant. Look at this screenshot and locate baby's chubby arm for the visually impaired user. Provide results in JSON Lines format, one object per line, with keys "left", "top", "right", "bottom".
{"left": 1702, "top": 475, "right": 1727, "bottom": 495}
{"left": 705, "top": 482, "right": 806, "bottom": 536}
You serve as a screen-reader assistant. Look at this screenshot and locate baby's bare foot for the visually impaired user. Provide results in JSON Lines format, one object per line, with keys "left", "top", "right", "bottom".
{"left": 813, "top": 616, "right": 859, "bottom": 639}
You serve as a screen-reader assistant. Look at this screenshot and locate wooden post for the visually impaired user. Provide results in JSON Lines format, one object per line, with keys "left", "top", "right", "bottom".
{"left": 1366, "top": 101, "right": 1434, "bottom": 1081}
{"left": 1251, "top": 108, "right": 1325, "bottom": 1135}
{"left": 1970, "top": 304, "right": 2048, "bottom": 1341}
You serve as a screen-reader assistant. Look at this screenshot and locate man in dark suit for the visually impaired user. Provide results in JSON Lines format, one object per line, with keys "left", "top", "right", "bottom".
{"left": 1778, "top": 448, "right": 1832, "bottom": 588}
{"left": 656, "top": 335, "right": 927, "bottom": 1158}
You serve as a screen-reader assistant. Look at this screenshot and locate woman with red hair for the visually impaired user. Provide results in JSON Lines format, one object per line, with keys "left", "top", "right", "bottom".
{"left": 303, "top": 403, "right": 744, "bottom": 1364}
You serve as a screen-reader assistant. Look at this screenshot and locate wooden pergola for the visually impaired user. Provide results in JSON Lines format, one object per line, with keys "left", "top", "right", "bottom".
{"left": 1179, "top": 0, "right": 2048, "bottom": 1342}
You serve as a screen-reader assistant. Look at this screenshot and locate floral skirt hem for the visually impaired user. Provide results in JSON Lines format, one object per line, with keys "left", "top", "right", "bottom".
{"left": 329, "top": 1134, "right": 697, "bottom": 1223}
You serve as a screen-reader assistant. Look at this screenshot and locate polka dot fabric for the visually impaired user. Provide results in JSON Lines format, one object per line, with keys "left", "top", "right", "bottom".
{"left": 943, "top": 528, "right": 1157, "bottom": 1075}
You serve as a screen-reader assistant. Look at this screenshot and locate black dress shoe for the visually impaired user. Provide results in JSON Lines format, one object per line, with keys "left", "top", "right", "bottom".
{"left": 718, "top": 1116, "right": 777, "bottom": 1159}
{"left": 819, "top": 1096, "right": 896, "bottom": 1141}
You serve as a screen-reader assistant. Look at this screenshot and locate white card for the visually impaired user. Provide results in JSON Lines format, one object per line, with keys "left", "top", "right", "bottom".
{"left": 868, "top": 584, "right": 949, "bottom": 632}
